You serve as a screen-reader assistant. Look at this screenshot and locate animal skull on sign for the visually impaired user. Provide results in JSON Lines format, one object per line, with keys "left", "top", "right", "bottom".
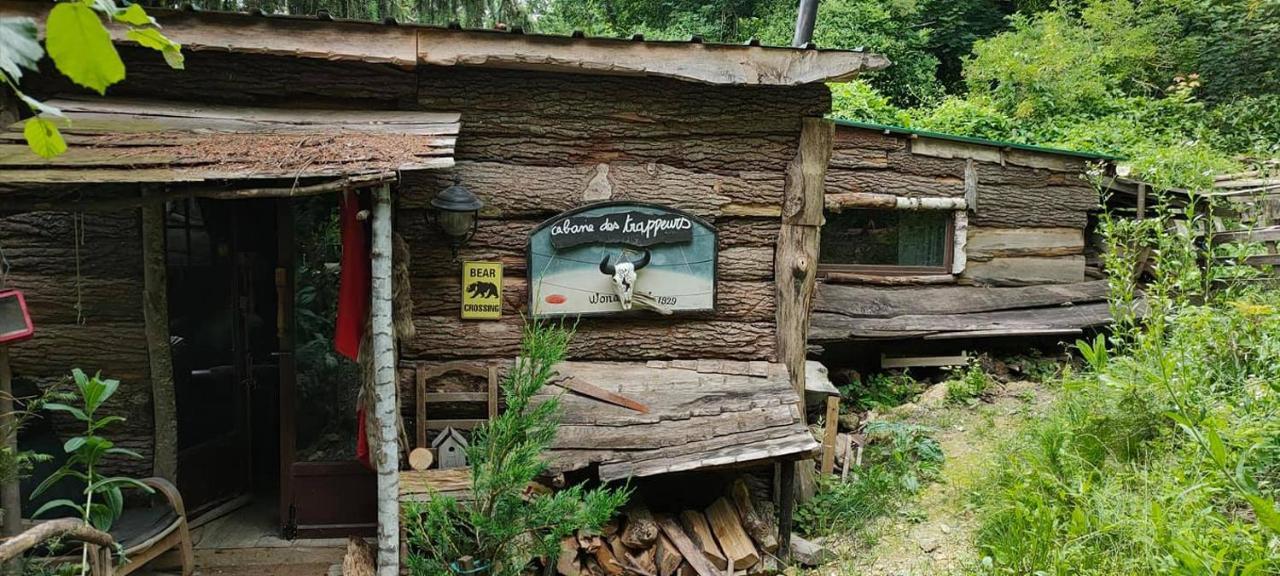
{"left": 599, "top": 250, "right": 650, "bottom": 310}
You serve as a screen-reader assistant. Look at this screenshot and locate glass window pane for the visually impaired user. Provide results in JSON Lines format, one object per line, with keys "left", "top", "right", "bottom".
{"left": 820, "top": 209, "right": 949, "bottom": 267}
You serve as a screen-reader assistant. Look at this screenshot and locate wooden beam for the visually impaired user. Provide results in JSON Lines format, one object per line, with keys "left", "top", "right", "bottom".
{"left": 370, "top": 183, "right": 400, "bottom": 576}
{"left": 776, "top": 462, "right": 796, "bottom": 562}
{"left": 819, "top": 396, "right": 839, "bottom": 475}
{"left": 142, "top": 188, "right": 178, "bottom": 484}
{"left": 824, "top": 192, "right": 966, "bottom": 212}
{"left": 821, "top": 272, "right": 955, "bottom": 286}
{"left": 0, "top": 1, "right": 888, "bottom": 86}
{"left": 776, "top": 118, "right": 832, "bottom": 407}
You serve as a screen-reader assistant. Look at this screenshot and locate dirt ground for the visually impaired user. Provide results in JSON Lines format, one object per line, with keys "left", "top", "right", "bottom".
{"left": 810, "top": 379, "right": 1057, "bottom": 576}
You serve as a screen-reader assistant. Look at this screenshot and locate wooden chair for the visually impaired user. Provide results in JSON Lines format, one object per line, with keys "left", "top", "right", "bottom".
{"left": 109, "top": 477, "right": 195, "bottom": 576}
{"left": 2, "top": 477, "right": 193, "bottom": 576}
{"left": 414, "top": 362, "right": 499, "bottom": 451}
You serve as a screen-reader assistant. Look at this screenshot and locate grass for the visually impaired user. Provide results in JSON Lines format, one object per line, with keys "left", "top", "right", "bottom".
{"left": 966, "top": 295, "right": 1280, "bottom": 575}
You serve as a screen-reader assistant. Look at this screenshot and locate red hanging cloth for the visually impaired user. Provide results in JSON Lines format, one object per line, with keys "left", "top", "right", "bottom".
{"left": 334, "top": 190, "right": 369, "bottom": 361}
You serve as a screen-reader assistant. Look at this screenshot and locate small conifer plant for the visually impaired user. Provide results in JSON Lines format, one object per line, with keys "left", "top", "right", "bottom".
{"left": 403, "top": 322, "right": 630, "bottom": 576}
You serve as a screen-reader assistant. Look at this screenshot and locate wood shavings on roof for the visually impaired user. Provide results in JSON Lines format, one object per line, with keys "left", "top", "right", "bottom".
{"left": 0, "top": 99, "right": 458, "bottom": 192}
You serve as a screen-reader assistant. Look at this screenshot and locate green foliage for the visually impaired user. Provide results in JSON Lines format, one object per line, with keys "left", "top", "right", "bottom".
{"left": 839, "top": 371, "right": 922, "bottom": 412}
{"left": 945, "top": 362, "right": 991, "bottom": 405}
{"left": 828, "top": 80, "right": 914, "bottom": 126}
{"left": 797, "top": 420, "right": 942, "bottom": 540}
{"left": 967, "top": 206, "right": 1280, "bottom": 575}
{"left": 403, "top": 323, "right": 629, "bottom": 576}
{"left": 32, "top": 370, "right": 151, "bottom": 532}
{"left": 0, "top": 0, "right": 183, "bottom": 158}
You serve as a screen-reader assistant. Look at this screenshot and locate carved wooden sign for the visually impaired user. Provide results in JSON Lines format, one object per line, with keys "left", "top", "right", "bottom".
{"left": 528, "top": 202, "right": 717, "bottom": 317}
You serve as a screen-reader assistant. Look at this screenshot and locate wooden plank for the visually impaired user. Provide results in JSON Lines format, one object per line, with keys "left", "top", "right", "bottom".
{"left": 705, "top": 497, "right": 759, "bottom": 570}
{"left": 819, "top": 396, "right": 839, "bottom": 475}
{"left": 881, "top": 354, "right": 969, "bottom": 369}
{"left": 810, "top": 301, "right": 1115, "bottom": 342}
{"left": 961, "top": 256, "right": 1086, "bottom": 286}
{"left": 657, "top": 515, "right": 722, "bottom": 576}
{"left": 677, "top": 511, "right": 727, "bottom": 571}
{"left": 820, "top": 272, "right": 956, "bottom": 286}
{"left": 923, "top": 328, "right": 1082, "bottom": 340}
{"left": 911, "top": 137, "right": 1001, "bottom": 163}
{"left": 814, "top": 280, "right": 1109, "bottom": 318}
{"left": 1213, "top": 225, "right": 1280, "bottom": 245}
{"left": 966, "top": 227, "right": 1084, "bottom": 261}
{"left": 416, "top": 28, "right": 888, "bottom": 86}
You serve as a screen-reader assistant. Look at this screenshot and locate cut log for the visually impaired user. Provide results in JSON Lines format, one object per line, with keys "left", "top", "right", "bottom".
{"left": 608, "top": 536, "right": 628, "bottom": 567}
{"left": 621, "top": 504, "right": 659, "bottom": 549}
{"left": 408, "top": 447, "right": 434, "bottom": 471}
{"left": 656, "top": 515, "right": 722, "bottom": 576}
{"left": 558, "top": 537, "right": 583, "bottom": 576}
{"left": 594, "top": 540, "right": 625, "bottom": 576}
{"left": 625, "top": 545, "right": 657, "bottom": 576}
{"left": 677, "top": 510, "right": 728, "bottom": 570}
{"left": 705, "top": 497, "right": 760, "bottom": 570}
{"left": 729, "top": 479, "right": 778, "bottom": 553}
{"left": 789, "top": 534, "right": 831, "bottom": 567}
{"left": 655, "top": 533, "right": 683, "bottom": 576}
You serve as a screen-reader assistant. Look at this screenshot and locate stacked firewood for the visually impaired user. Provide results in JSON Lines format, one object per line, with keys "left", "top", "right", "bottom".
{"left": 556, "top": 479, "right": 780, "bottom": 576}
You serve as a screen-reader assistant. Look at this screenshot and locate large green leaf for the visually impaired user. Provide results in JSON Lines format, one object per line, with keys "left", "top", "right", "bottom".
{"left": 23, "top": 117, "right": 67, "bottom": 159}
{"left": 43, "top": 402, "right": 89, "bottom": 423}
{"left": 111, "top": 4, "right": 155, "bottom": 27}
{"left": 45, "top": 1, "right": 124, "bottom": 94}
{"left": 126, "top": 27, "right": 183, "bottom": 70}
{"left": 31, "top": 498, "right": 85, "bottom": 519}
{"left": 0, "top": 17, "right": 43, "bottom": 82}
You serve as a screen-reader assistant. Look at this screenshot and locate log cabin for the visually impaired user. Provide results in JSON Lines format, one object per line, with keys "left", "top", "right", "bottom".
{"left": 0, "top": 1, "right": 882, "bottom": 568}
{"left": 811, "top": 120, "right": 1118, "bottom": 367}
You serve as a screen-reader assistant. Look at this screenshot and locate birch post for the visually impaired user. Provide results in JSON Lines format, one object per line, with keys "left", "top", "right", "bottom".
{"left": 141, "top": 194, "right": 178, "bottom": 483}
{"left": 370, "top": 184, "right": 401, "bottom": 575}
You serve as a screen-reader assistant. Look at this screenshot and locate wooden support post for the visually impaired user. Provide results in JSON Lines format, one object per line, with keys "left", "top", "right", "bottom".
{"left": 1136, "top": 182, "right": 1147, "bottom": 221}
{"left": 776, "top": 461, "right": 796, "bottom": 563}
{"left": 775, "top": 117, "right": 833, "bottom": 414}
{"left": 1, "top": 346, "right": 21, "bottom": 575}
{"left": 370, "top": 183, "right": 400, "bottom": 576}
{"left": 141, "top": 194, "right": 178, "bottom": 483}
{"left": 819, "top": 396, "right": 839, "bottom": 475}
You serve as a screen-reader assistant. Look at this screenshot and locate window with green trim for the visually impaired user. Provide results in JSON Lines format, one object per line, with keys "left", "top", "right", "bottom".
{"left": 820, "top": 209, "right": 953, "bottom": 274}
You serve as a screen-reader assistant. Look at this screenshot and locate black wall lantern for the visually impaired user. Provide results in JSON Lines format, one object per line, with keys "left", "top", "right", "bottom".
{"left": 429, "top": 182, "right": 484, "bottom": 258}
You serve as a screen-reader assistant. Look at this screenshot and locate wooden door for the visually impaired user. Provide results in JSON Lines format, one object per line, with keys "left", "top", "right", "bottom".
{"left": 170, "top": 199, "right": 256, "bottom": 516}
{"left": 277, "top": 197, "right": 376, "bottom": 538}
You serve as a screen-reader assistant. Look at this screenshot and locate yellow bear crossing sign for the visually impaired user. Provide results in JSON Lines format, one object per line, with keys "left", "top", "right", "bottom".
{"left": 461, "top": 261, "right": 502, "bottom": 319}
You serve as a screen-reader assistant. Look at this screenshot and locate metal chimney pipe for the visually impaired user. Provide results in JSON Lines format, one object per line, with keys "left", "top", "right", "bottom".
{"left": 792, "top": 0, "right": 819, "bottom": 47}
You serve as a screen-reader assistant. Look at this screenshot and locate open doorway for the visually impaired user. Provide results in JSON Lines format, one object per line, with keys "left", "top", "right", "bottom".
{"left": 166, "top": 198, "right": 281, "bottom": 524}
{"left": 167, "top": 195, "right": 375, "bottom": 541}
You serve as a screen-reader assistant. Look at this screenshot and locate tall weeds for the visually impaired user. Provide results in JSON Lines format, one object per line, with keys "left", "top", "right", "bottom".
{"left": 971, "top": 185, "right": 1280, "bottom": 575}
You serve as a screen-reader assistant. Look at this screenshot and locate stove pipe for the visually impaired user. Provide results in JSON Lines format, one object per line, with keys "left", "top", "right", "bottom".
{"left": 792, "top": 0, "right": 819, "bottom": 47}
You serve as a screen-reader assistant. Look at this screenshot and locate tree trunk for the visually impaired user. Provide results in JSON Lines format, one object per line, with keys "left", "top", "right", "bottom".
{"left": 141, "top": 197, "right": 178, "bottom": 483}
{"left": 1, "top": 346, "right": 21, "bottom": 576}
{"left": 370, "top": 183, "right": 401, "bottom": 576}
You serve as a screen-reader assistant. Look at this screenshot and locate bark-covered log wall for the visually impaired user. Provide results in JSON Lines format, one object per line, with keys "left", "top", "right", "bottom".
{"left": 825, "top": 126, "right": 1098, "bottom": 286}
{"left": 398, "top": 67, "right": 830, "bottom": 363}
{"left": 0, "top": 211, "right": 155, "bottom": 478}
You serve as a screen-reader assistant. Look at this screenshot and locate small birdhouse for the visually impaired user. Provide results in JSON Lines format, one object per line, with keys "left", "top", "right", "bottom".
{"left": 431, "top": 426, "right": 469, "bottom": 469}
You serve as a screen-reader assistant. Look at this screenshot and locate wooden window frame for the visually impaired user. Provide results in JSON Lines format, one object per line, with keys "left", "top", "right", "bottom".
{"left": 818, "top": 209, "right": 957, "bottom": 277}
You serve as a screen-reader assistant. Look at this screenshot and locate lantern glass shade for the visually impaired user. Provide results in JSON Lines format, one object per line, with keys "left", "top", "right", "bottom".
{"left": 429, "top": 183, "right": 484, "bottom": 251}
{"left": 436, "top": 209, "right": 476, "bottom": 239}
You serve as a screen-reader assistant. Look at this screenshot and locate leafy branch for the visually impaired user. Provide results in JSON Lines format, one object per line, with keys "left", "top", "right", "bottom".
{"left": 0, "top": 0, "right": 184, "bottom": 158}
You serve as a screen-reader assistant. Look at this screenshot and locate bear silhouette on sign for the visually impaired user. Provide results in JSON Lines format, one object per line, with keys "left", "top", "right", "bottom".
{"left": 466, "top": 281, "right": 499, "bottom": 300}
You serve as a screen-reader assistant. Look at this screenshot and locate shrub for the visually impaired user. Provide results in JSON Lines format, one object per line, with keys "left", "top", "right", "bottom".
{"left": 402, "top": 323, "right": 629, "bottom": 576}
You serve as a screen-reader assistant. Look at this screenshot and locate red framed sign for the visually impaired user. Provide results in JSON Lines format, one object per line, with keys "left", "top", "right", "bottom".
{"left": 0, "top": 290, "right": 35, "bottom": 344}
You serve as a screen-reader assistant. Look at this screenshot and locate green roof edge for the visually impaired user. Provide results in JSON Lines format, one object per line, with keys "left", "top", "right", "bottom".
{"left": 831, "top": 118, "right": 1120, "bottom": 161}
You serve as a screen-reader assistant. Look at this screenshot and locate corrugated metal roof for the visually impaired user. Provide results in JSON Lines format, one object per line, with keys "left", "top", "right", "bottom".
{"left": 834, "top": 119, "right": 1120, "bottom": 161}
